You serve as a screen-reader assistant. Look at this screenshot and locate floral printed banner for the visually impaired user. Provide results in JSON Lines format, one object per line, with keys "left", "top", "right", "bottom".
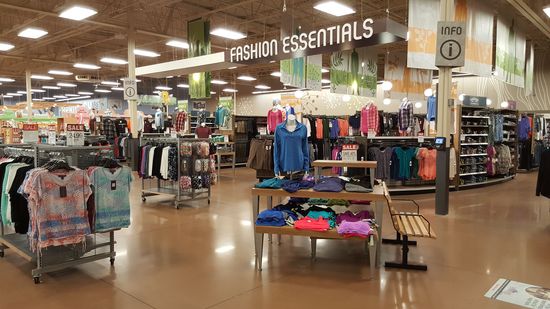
{"left": 330, "top": 48, "right": 377, "bottom": 97}
{"left": 495, "top": 17, "right": 526, "bottom": 88}
{"left": 385, "top": 52, "right": 433, "bottom": 100}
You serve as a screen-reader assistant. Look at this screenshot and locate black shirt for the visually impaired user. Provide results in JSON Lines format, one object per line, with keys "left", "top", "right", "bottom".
{"left": 536, "top": 150, "right": 550, "bottom": 199}
{"left": 114, "top": 119, "right": 128, "bottom": 134}
{"left": 8, "top": 165, "right": 34, "bottom": 234}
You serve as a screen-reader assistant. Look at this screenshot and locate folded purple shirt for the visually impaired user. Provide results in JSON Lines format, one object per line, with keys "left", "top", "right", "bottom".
{"left": 312, "top": 177, "right": 343, "bottom": 192}
{"left": 336, "top": 210, "right": 373, "bottom": 225}
{"left": 336, "top": 221, "right": 372, "bottom": 236}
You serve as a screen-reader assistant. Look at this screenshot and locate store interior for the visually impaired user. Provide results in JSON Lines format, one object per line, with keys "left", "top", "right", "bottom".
{"left": 0, "top": 0, "right": 549, "bottom": 308}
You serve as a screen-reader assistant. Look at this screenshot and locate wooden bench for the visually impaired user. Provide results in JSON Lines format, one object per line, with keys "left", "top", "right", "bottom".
{"left": 382, "top": 182, "right": 436, "bottom": 271}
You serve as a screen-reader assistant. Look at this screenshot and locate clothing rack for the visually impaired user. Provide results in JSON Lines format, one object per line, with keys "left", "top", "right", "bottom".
{"left": 0, "top": 144, "right": 118, "bottom": 284}
{"left": 139, "top": 136, "right": 212, "bottom": 209}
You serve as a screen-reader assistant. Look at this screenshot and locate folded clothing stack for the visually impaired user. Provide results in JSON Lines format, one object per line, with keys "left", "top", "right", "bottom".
{"left": 294, "top": 217, "right": 330, "bottom": 231}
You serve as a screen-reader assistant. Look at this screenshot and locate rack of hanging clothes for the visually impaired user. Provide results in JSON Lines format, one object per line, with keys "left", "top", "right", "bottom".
{"left": 139, "top": 135, "right": 214, "bottom": 208}
{"left": 303, "top": 115, "right": 352, "bottom": 161}
{"left": 326, "top": 136, "right": 368, "bottom": 177}
{"left": 247, "top": 135, "right": 276, "bottom": 180}
{"left": 0, "top": 144, "right": 129, "bottom": 284}
{"left": 366, "top": 137, "right": 438, "bottom": 187}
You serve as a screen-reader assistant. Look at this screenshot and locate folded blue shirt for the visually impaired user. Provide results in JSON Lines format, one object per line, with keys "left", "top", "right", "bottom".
{"left": 255, "top": 178, "right": 288, "bottom": 189}
{"left": 256, "top": 210, "right": 286, "bottom": 226}
{"left": 313, "top": 177, "right": 344, "bottom": 192}
{"left": 282, "top": 179, "right": 315, "bottom": 193}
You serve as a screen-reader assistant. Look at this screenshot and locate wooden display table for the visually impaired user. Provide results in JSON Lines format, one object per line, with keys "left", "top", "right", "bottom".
{"left": 251, "top": 184, "right": 387, "bottom": 274}
{"left": 215, "top": 142, "right": 236, "bottom": 179}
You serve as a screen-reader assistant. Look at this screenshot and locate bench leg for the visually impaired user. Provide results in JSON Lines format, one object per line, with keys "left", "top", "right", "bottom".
{"left": 384, "top": 235, "right": 427, "bottom": 271}
{"left": 383, "top": 232, "right": 417, "bottom": 246}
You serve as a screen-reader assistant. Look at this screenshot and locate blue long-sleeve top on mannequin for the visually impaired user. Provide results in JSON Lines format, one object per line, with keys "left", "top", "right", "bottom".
{"left": 273, "top": 121, "right": 310, "bottom": 175}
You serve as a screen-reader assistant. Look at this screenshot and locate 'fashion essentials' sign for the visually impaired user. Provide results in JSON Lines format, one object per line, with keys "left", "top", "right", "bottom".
{"left": 226, "top": 18, "right": 406, "bottom": 64}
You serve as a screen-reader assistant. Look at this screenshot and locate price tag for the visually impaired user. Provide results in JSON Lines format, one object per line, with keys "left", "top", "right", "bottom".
{"left": 22, "top": 123, "right": 39, "bottom": 143}
{"left": 66, "top": 123, "right": 85, "bottom": 146}
{"left": 418, "top": 136, "right": 425, "bottom": 143}
{"left": 48, "top": 131, "right": 57, "bottom": 145}
{"left": 367, "top": 132, "right": 376, "bottom": 138}
{"left": 460, "top": 135, "right": 466, "bottom": 142}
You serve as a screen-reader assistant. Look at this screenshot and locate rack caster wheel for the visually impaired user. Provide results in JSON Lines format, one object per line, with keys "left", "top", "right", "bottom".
{"left": 33, "top": 277, "right": 41, "bottom": 284}
{"left": 208, "top": 200, "right": 211, "bottom": 205}
{"left": 110, "top": 258, "right": 115, "bottom": 266}
{"left": 0, "top": 251, "right": 4, "bottom": 258}
{"left": 142, "top": 197, "right": 146, "bottom": 202}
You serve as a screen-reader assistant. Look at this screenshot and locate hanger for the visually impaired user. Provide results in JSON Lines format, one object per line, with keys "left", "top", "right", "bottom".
{"left": 44, "top": 159, "right": 74, "bottom": 172}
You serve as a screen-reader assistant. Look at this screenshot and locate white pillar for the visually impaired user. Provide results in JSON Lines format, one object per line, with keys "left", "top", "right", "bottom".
{"left": 127, "top": 12, "right": 138, "bottom": 136}
{"left": 25, "top": 69, "right": 32, "bottom": 122}
{"left": 436, "top": 0, "right": 455, "bottom": 146}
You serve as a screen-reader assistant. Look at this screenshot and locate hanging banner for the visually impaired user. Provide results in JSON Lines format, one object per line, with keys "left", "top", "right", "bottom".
{"left": 407, "top": 0, "right": 493, "bottom": 76}
{"left": 280, "top": 58, "right": 306, "bottom": 88}
{"left": 330, "top": 48, "right": 377, "bottom": 97}
{"left": 188, "top": 19, "right": 211, "bottom": 99}
{"left": 525, "top": 43, "right": 535, "bottom": 95}
{"left": 385, "top": 52, "right": 433, "bottom": 100}
{"left": 495, "top": 18, "right": 526, "bottom": 88}
{"left": 306, "top": 55, "right": 323, "bottom": 91}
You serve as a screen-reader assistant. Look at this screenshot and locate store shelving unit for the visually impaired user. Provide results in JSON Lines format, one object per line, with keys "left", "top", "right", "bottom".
{"left": 251, "top": 160, "right": 384, "bottom": 276}
{"left": 455, "top": 106, "right": 490, "bottom": 186}
{"left": 499, "top": 109, "right": 519, "bottom": 174}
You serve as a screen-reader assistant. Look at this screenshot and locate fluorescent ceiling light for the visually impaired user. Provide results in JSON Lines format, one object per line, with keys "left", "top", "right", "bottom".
{"left": 223, "top": 88, "right": 238, "bottom": 93}
{"left": 56, "top": 95, "right": 91, "bottom": 102}
{"left": 238, "top": 75, "right": 256, "bottom": 81}
{"left": 31, "top": 89, "right": 46, "bottom": 93}
{"left": 0, "top": 43, "right": 14, "bottom": 51}
{"left": 58, "top": 82, "right": 77, "bottom": 87}
{"left": 252, "top": 88, "right": 309, "bottom": 95}
{"left": 42, "top": 85, "right": 61, "bottom": 90}
{"left": 53, "top": 95, "right": 67, "bottom": 99}
{"left": 321, "top": 79, "right": 331, "bottom": 84}
{"left": 111, "top": 87, "right": 124, "bottom": 91}
{"left": 6, "top": 93, "right": 23, "bottom": 96}
{"left": 18, "top": 27, "right": 48, "bottom": 39}
{"left": 59, "top": 6, "right": 97, "bottom": 21}
{"left": 17, "top": 91, "right": 27, "bottom": 94}
{"left": 74, "top": 63, "right": 101, "bottom": 70}
{"left": 177, "top": 84, "right": 189, "bottom": 88}
{"left": 42, "top": 97, "right": 56, "bottom": 100}
{"left": 0, "top": 77, "right": 15, "bottom": 82}
{"left": 95, "top": 89, "right": 111, "bottom": 93}
{"left": 100, "top": 57, "right": 128, "bottom": 65}
{"left": 101, "top": 81, "right": 119, "bottom": 86}
{"left": 314, "top": 1, "right": 356, "bottom": 16}
{"left": 270, "top": 72, "right": 282, "bottom": 77}
{"left": 321, "top": 68, "right": 330, "bottom": 73}
{"left": 31, "top": 74, "right": 53, "bottom": 80}
{"left": 255, "top": 85, "right": 271, "bottom": 90}
{"left": 544, "top": 7, "right": 550, "bottom": 17}
{"left": 119, "top": 78, "right": 141, "bottom": 82}
{"left": 32, "top": 98, "right": 43, "bottom": 101}
{"left": 155, "top": 86, "right": 172, "bottom": 91}
{"left": 166, "top": 40, "right": 189, "bottom": 49}
{"left": 211, "top": 28, "right": 247, "bottom": 40}
{"left": 78, "top": 91, "right": 93, "bottom": 95}
{"left": 48, "top": 70, "right": 73, "bottom": 76}
{"left": 211, "top": 79, "right": 228, "bottom": 85}
{"left": 228, "top": 66, "right": 237, "bottom": 69}
{"left": 65, "top": 94, "right": 80, "bottom": 97}
{"left": 2, "top": 95, "right": 13, "bottom": 98}
{"left": 166, "top": 76, "right": 174, "bottom": 79}
{"left": 211, "top": 91, "right": 217, "bottom": 95}
{"left": 134, "top": 49, "right": 160, "bottom": 57}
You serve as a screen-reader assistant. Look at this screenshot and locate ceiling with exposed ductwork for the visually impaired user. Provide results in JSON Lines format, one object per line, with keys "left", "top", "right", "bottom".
{"left": 0, "top": 0, "right": 549, "bottom": 98}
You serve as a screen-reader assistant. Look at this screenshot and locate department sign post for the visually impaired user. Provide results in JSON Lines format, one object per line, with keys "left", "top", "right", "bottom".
{"left": 435, "top": 21, "right": 466, "bottom": 68}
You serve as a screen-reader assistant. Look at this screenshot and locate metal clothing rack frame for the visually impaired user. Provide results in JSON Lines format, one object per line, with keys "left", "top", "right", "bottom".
{"left": 139, "top": 136, "right": 212, "bottom": 209}
{"left": 0, "top": 144, "right": 117, "bottom": 284}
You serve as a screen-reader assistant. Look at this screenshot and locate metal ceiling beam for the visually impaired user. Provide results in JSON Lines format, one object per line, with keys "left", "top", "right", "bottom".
{"left": 505, "top": 0, "right": 550, "bottom": 39}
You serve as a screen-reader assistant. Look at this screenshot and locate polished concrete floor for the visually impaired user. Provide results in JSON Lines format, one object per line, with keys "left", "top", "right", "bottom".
{"left": 0, "top": 168, "right": 549, "bottom": 308}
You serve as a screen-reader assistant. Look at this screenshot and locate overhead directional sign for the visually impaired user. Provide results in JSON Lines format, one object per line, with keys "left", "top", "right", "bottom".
{"left": 435, "top": 21, "right": 466, "bottom": 67}
{"left": 123, "top": 78, "right": 138, "bottom": 100}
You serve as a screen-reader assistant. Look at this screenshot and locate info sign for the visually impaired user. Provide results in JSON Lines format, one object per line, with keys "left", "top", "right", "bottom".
{"left": 435, "top": 21, "right": 466, "bottom": 67}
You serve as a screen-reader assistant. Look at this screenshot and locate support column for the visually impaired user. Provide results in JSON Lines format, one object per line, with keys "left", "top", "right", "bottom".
{"left": 435, "top": 0, "right": 454, "bottom": 216}
{"left": 25, "top": 69, "right": 32, "bottom": 122}
{"left": 127, "top": 8, "right": 138, "bottom": 137}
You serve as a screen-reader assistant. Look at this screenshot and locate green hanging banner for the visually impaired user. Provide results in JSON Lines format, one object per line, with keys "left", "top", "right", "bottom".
{"left": 188, "top": 19, "right": 212, "bottom": 99}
